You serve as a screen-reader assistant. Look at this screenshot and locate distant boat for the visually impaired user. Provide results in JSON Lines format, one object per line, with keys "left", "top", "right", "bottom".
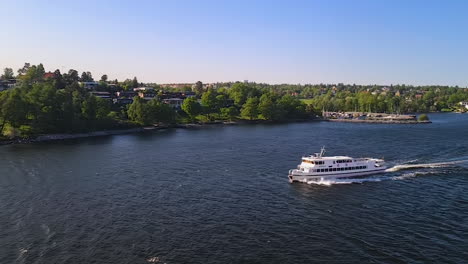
{"left": 288, "top": 147, "right": 387, "bottom": 183}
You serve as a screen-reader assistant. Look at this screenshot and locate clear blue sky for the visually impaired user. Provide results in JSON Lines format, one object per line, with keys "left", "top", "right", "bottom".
{"left": 2, "top": 0, "right": 468, "bottom": 86}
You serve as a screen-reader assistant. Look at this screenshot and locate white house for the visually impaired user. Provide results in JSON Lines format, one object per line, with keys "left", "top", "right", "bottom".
{"left": 460, "top": 101, "right": 468, "bottom": 110}
{"left": 163, "top": 98, "right": 184, "bottom": 109}
{"left": 133, "top": 87, "right": 155, "bottom": 92}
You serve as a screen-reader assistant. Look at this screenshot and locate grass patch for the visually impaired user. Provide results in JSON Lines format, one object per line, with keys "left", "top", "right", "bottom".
{"left": 300, "top": 98, "right": 314, "bottom": 105}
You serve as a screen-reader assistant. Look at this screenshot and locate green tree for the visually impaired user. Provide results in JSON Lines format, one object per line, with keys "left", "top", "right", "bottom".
{"left": 52, "top": 69, "right": 66, "bottom": 90}
{"left": 229, "top": 82, "right": 257, "bottom": 106}
{"left": 215, "top": 94, "right": 228, "bottom": 109}
{"left": 96, "top": 97, "right": 111, "bottom": 120}
{"left": 132, "top": 77, "right": 139, "bottom": 88}
{"left": 201, "top": 89, "right": 219, "bottom": 119}
{"left": 182, "top": 97, "right": 202, "bottom": 122}
{"left": 81, "top": 95, "right": 98, "bottom": 121}
{"left": 418, "top": 114, "right": 429, "bottom": 121}
{"left": 0, "top": 89, "right": 29, "bottom": 135}
{"left": 241, "top": 97, "right": 259, "bottom": 120}
{"left": 148, "top": 99, "right": 176, "bottom": 124}
{"left": 19, "top": 64, "right": 45, "bottom": 83}
{"left": 100, "top": 74, "right": 108, "bottom": 82}
{"left": 1, "top": 68, "right": 14, "bottom": 80}
{"left": 64, "top": 69, "right": 79, "bottom": 85}
{"left": 258, "top": 93, "right": 276, "bottom": 120}
{"left": 17, "top": 63, "right": 31, "bottom": 75}
{"left": 277, "top": 95, "right": 306, "bottom": 119}
{"left": 127, "top": 96, "right": 153, "bottom": 125}
{"left": 220, "top": 106, "right": 239, "bottom": 121}
{"left": 80, "top": 72, "right": 94, "bottom": 82}
{"left": 193, "top": 81, "right": 203, "bottom": 94}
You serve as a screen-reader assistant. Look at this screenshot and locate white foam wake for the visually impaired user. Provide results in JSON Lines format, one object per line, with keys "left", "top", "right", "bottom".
{"left": 307, "top": 177, "right": 383, "bottom": 186}
{"left": 392, "top": 171, "right": 436, "bottom": 180}
{"left": 385, "top": 159, "right": 468, "bottom": 172}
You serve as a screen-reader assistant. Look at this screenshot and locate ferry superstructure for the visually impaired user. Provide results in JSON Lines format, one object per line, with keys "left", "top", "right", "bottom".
{"left": 288, "top": 147, "right": 386, "bottom": 183}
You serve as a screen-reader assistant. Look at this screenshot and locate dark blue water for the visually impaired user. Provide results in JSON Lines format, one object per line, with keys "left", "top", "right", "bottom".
{"left": 1, "top": 113, "right": 467, "bottom": 264}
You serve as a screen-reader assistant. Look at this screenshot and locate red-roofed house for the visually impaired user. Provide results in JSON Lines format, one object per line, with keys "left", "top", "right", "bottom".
{"left": 44, "top": 72, "right": 55, "bottom": 79}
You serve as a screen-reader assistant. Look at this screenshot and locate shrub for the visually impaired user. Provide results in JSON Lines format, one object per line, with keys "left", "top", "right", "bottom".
{"left": 418, "top": 114, "right": 429, "bottom": 121}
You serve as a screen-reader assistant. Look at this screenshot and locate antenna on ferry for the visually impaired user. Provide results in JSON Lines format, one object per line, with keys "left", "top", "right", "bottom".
{"left": 319, "top": 146, "right": 326, "bottom": 157}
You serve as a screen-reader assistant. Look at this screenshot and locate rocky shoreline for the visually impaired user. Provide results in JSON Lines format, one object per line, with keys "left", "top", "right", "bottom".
{"left": 327, "top": 119, "right": 432, "bottom": 124}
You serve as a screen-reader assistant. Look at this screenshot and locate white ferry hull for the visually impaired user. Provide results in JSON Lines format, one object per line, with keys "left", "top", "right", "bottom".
{"left": 288, "top": 167, "right": 387, "bottom": 183}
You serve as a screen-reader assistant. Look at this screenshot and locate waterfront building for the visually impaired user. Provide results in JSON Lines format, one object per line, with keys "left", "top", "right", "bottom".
{"left": 460, "top": 101, "right": 468, "bottom": 110}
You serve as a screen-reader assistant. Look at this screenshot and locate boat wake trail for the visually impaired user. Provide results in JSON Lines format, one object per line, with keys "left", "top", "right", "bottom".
{"left": 385, "top": 159, "right": 468, "bottom": 172}
{"left": 307, "top": 177, "right": 383, "bottom": 186}
{"left": 307, "top": 159, "right": 468, "bottom": 186}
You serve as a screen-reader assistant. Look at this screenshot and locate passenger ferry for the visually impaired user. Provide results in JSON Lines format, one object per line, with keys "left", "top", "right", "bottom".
{"left": 288, "top": 147, "right": 386, "bottom": 183}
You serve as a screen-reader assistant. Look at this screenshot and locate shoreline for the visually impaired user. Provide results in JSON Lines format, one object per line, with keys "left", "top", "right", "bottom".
{"left": 326, "top": 119, "right": 432, "bottom": 124}
{"left": 0, "top": 116, "right": 434, "bottom": 146}
{"left": 0, "top": 118, "right": 322, "bottom": 145}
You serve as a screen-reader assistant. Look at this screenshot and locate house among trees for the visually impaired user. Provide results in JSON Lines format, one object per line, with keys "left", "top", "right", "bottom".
{"left": 114, "top": 91, "right": 137, "bottom": 105}
{"left": 163, "top": 98, "right": 184, "bottom": 109}
{"left": 43, "top": 72, "right": 55, "bottom": 79}
{"left": 138, "top": 91, "right": 157, "bottom": 100}
{"left": 460, "top": 101, "right": 468, "bottom": 110}
{"left": 90, "top": 91, "right": 111, "bottom": 99}
{"left": 133, "top": 87, "right": 155, "bottom": 92}
{"left": 80, "top": 81, "right": 99, "bottom": 90}
{"left": 0, "top": 79, "right": 16, "bottom": 91}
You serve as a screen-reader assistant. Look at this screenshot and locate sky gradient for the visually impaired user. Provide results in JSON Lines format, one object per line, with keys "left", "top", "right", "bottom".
{"left": 2, "top": 0, "right": 468, "bottom": 86}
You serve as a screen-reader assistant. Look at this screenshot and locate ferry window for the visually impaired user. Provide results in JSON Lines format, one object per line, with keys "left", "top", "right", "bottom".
{"left": 364, "top": 166, "right": 367, "bottom": 169}
{"left": 333, "top": 168, "right": 337, "bottom": 171}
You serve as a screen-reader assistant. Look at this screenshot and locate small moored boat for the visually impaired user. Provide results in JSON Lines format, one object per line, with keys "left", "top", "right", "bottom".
{"left": 288, "top": 147, "right": 386, "bottom": 183}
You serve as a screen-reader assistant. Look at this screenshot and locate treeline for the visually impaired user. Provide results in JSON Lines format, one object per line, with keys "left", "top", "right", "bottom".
{"left": 228, "top": 83, "right": 468, "bottom": 113}
{"left": 0, "top": 65, "right": 126, "bottom": 138}
{"left": 0, "top": 64, "right": 315, "bottom": 138}
{"left": 181, "top": 83, "right": 314, "bottom": 122}
{"left": 121, "top": 83, "right": 315, "bottom": 126}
